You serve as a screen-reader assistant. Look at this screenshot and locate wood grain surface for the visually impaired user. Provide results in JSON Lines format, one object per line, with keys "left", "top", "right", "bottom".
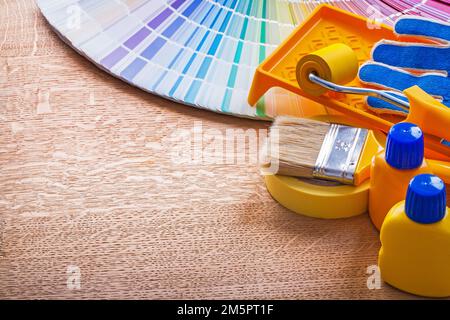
{"left": 0, "top": 0, "right": 442, "bottom": 300}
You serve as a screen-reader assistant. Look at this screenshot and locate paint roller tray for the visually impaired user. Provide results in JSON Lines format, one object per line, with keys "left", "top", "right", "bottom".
{"left": 248, "top": 4, "right": 397, "bottom": 115}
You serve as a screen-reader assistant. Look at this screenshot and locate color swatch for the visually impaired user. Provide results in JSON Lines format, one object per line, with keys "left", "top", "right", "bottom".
{"left": 37, "top": 0, "right": 450, "bottom": 119}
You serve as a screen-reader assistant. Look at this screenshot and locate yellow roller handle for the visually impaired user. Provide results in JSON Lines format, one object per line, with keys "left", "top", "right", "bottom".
{"left": 429, "top": 160, "right": 450, "bottom": 185}
{"left": 404, "top": 86, "right": 450, "bottom": 143}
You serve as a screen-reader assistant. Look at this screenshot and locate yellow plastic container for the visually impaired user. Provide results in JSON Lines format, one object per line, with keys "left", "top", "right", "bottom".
{"left": 379, "top": 174, "right": 450, "bottom": 298}
{"left": 369, "top": 122, "right": 450, "bottom": 229}
{"left": 370, "top": 153, "right": 432, "bottom": 230}
{"left": 369, "top": 122, "right": 432, "bottom": 230}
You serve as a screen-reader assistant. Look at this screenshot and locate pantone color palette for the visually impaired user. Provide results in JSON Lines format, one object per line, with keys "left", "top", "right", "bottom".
{"left": 37, "top": 0, "right": 450, "bottom": 119}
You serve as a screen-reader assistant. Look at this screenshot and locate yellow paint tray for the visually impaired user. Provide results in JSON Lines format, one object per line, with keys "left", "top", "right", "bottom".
{"left": 248, "top": 4, "right": 450, "bottom": 160}
{"left": 248, "top": 4, "right": 396, "bottom": 121}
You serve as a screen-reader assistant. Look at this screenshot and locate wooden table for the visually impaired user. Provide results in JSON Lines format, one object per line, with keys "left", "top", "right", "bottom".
{"left": 0, "top": 1, "right": 431, "bottom": 299}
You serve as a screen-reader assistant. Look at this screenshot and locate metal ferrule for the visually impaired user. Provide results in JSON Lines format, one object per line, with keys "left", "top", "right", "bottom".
{"left": 313, "top": 124, "right": 368, "bottom": 184}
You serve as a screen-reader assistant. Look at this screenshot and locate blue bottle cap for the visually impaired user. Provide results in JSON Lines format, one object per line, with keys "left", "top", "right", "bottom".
{"left": 385, "top": 122, "right": 424, "bottom": 169}
{"left": 406, "top": 174, "right": 446, "bottom": 224}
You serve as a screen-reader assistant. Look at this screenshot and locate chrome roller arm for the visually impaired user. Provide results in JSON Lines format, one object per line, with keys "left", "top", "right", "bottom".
{"left": 308, "top": 73, "right": 410, "bottom": 112}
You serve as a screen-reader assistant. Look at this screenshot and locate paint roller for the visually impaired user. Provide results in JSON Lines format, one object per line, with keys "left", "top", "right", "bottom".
{"left": 296, "top": 43, "right": 359, "bottom": 96}
{"left": 295, "top": 43, "right": 450, "bottom": 154}
{"left": 296, "top": 43, "right": 411, "bottom": 110}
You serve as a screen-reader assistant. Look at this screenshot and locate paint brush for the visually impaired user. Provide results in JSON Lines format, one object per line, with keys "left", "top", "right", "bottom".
{"left": 262, "top": 116, "right": 382, "bottom": 185}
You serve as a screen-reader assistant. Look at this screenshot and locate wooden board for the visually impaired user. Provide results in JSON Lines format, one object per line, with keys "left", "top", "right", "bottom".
{"left": 0, "top": 0, "right": 444, "bottom": 299}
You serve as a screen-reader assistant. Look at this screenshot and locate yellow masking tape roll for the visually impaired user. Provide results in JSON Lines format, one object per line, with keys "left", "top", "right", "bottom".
{"left": 264, "top": 174, "right": 369, "bottom": 219}
{"left": 296, "top": 43, "right": 359, "bottom": 96}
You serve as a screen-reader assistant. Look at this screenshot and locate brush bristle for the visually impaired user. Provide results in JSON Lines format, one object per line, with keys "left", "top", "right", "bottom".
{"left": 262, "top": 116, "right": 330, "bottom": 178}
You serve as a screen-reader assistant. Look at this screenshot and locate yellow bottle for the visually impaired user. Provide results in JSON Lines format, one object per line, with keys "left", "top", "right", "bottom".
{"left": 379, "top": 174, "right": 450, "bottom": 297}
{"left": 369, "top": 122, "right": 432, "bottom": 230}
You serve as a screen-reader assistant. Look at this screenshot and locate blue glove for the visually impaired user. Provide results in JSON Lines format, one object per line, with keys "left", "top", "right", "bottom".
{"left": 359, "top": 17, "right": 450, "bottom": 115}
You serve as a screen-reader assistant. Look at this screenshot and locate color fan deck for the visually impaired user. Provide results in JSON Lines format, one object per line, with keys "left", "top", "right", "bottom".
{"left": 37, "top": 0, "right": 449, "bottom": 119}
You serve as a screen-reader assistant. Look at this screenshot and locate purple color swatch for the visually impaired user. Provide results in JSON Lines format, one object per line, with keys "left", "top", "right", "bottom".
{"left": 148, "top": 8, "right": 173, "bottom": 30}
{"left": 141, "top": 37, "right": 167, "bottom": 60}
{"left": 124, "top": 27, "right": 152, "bottom": 50}
{"left": 100, "top": 46, "right": 128, "bottom": 69}
{"left": 120, "top": 58, "right": 147, "bottom": 81}
{"left": 171, "top": 0, "right": 186, "bottom": 9}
